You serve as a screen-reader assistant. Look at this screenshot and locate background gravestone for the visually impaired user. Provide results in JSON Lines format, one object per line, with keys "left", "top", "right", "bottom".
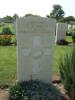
{"left": 16, "top": 16, "right": 56, "bottom": 83}
{"left": 56, "top": 23, "right": 68, "bottom": 43}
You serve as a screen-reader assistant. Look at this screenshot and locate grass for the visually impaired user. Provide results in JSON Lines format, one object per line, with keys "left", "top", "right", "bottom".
{"left": 53, "top": 45, "right": 72, "bottom": 75}
{"left": 0, "top": 46, "right": 17, "bottom": 85}
{"left": 66, "top": 36, "right": 72, "bottom": 42}
{"left": 11, "top": 35, "right": 16, "bottom": 44}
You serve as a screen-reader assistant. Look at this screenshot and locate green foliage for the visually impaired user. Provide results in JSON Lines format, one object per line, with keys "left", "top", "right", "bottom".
{"left": 59, "top": 46, "right": 75, "bottom": 98}
{"left": 58, "top": 16, "right": 75, "bottom": 23}
{"left": 2, "top": 27, "right": 12, "bottom": 35}
{"left": 0, "top": 35, "right": 12, "bottom": 45}
{"left": 47, "top": 5, "right": 65, "bottom": 20}
{"left": 66, "top": 27, "right": 73, "bottom": 36}
{"left": 72, "top": 29, "right": 75, "bottom": 43}
{"left": 11, "top": 36, "right": 17, "bottom": 45}
{"left": 13, "top": 14, "right": 18, "bottom": 20}
{"left": 9, "top": 80, "right": 62, "bottom": 100}
{"left": 4, "top": 15, "right": 13, "bottom": 20}
{"left": 68, "top": 28, "right": 75, "bottom": 42}
{"left": 25, "top": 13, "right": 40, "bottom": 17}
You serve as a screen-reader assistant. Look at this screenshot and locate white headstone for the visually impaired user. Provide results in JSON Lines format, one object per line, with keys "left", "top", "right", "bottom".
{"left": 16, "top": 16, "right": 56, "bottom": 83}
{"left": 56, "top": 23, "right": 68, "bottom": 43}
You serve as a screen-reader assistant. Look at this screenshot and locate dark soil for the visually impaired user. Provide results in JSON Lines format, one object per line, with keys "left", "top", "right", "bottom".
{"left": 56, "top": 40, "right": 75, "bottom": 46}
{"left": 56, "top": 40, "right": 69, "bottom": 45}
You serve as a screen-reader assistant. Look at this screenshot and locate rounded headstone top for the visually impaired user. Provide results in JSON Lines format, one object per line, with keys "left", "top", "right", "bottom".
{"left": 16, "top": 16, "right": 56, "bottom": 34}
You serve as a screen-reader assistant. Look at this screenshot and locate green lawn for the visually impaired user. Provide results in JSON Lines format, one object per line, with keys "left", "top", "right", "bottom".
{"left": 66, "top": 36, "right": 72, "bottom": 42}
{"left": 0, "top": 46, "right": 17, "bottom": 85}
{"left": 53, "top": 45, "right": 72, "bottom": 75}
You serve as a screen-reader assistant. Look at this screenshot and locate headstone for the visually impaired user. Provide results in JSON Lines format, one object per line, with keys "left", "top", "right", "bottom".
{"left": 15, "top": 16, "right": 56, "bottom": 83}
{"left": 56, "top": 23, "right": 68, "bottom": 43}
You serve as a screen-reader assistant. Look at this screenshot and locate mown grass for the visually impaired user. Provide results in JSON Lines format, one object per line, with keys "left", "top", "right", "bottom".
{"left": 53, "top": 45, "right": 72, "bottom": 75}
{"left": 0, "top": 46, "right": 17, "bottom": 85}
{"left": 66, "top": 36, "right": 72, "bottom": 42}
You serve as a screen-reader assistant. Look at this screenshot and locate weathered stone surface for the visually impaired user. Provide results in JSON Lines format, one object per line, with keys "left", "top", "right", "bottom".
{"left": 15, "top": 16, "right": 56, "bottom": 83}
{"left": 56, "top": 23, "right": 68, "bottom": 42}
